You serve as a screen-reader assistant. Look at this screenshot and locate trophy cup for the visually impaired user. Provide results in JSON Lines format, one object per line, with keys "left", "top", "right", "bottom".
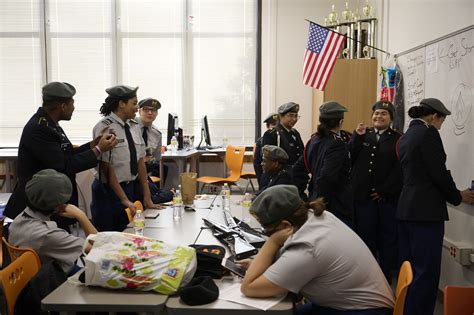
{"left": 328, "top": 4, "right": 338, "bottom": 27}
{"left": 339, "top": 2, "right": 355, "bottom": 59}
{"left": 357, "top": 0, "right": 377, "bottom": 58}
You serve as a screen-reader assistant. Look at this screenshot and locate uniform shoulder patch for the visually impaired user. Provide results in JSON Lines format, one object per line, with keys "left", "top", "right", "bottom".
{"left": 37, "top": 117, "right": 49, "bottom": 127}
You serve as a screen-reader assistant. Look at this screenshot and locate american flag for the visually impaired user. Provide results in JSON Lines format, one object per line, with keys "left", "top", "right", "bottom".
{"left": 303, "top": 22, "right": 344, "bottom": 91}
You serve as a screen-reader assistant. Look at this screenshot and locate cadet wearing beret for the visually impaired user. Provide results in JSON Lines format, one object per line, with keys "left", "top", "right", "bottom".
{"left": 292, "top": 101, "right": 353, "bottom": 227}
{"left": 9, "top": 169, "right": 98, "bottom": 274}
{"left": 5, "top": 82, "right": 117, "bottom": 228}
{"left": 254, "top": 145, "right": 292, "bottom": 197}
{"left": 349, "top": 101, "right": 402, "bottom": 283}
{"left": 397, "top": 98, "right": 474, "bottom": 315}
{"left": 261, "top": 102, "right": 304, "bottom": 174}
{"left": 253, "top": 113, "right": 279, "bottom": 186}
{"left": 240, "top": 185, "right": 395, "bottom": 314}
{"left": 91, "top": 85, "right": 162, "bottom": 232}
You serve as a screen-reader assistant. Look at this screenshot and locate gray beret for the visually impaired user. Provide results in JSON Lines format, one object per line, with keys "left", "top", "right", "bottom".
{"left": 250, "top": 185, "right": 302, "bottom": 226}
{"left": 372, "top": 101, "right": 395, "bottom": 117}
{"left": 138, "top": 98, "right": 161, "bottom": 110}
{"left": 42, "top": 82, "right": 76, "bottom": 101}
{"left": 278, "top": 102, "right": 300, "bottom": 115}
{"left": 105, "top": 85, "right": 138, "bottom": 99}
{"left": 319, "top": 101, "right": 348, "bottom": 120}
{"left": 26, "top": 169, "right": 72, "bottom": 210}
{"left": 263, "top": 113, "right": 279, "bottom": 124}
{"left": 420, "top": 98, "right": 451, "bottom": 116}
{"left": 262, "top": 145, "right": 289, "bottom": 163}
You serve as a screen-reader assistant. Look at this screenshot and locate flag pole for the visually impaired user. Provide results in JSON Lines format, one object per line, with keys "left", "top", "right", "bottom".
{"left": 305, "top": 18, "right": 391, "bottom": 56}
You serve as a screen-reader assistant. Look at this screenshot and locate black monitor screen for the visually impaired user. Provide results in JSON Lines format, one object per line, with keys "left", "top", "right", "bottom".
{"left": 167, "top": 113, "right": 178, "bottom": 145}
{"left": 202, "top": 115, "right": 211, "bottom": 146}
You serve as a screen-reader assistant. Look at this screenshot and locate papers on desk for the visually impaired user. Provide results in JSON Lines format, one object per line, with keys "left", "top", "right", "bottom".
{"left": 219, "top": 282, "right": 286, "bottom": 311}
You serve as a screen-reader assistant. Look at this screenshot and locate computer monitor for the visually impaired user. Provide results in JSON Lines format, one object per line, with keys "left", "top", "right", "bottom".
{"left": 167, "top": 113, "right": 183, "bottom": 149}
{"left": 202, "top": 115, "right": 211, "bottom": 146}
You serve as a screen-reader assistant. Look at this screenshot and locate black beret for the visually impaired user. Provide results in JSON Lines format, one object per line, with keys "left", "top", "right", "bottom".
{"left": 105, "top": 85, "right": 138, "bottom": 99}
{"left": 263, "top": 113, "right": 279, "bottom": 124}
{"left": 138, "top": 98, "right": 161, "bottom": 110}
{"left": 262, "top": 145, "right": 289, "bottom": 163}
{"left": 319, "top": 101, "right": 348, "bottom": 120}
{"left": 372, "top": 101, "right": 395, "bottom": 117}
{"left": 420, "top": 98, "right": 451, "bottom": 116}
{"left": 42, "top": 82, "right": 76, "bottom": 101}
{"left": 179, "top": 276, "right": 219, "bottom": 306}
{"left": 26, "top": 169, "right": 72, "bottom": 210}
{"left": 250, "top": 185, "right": 302, "bottom": 226}
{"left": 278, "top": 102, "right": 300, "bottom": 115}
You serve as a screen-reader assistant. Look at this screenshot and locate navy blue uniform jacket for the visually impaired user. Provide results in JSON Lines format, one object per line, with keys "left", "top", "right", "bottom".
{"left": 294, "top": 132, "right": 353, "bottom": 222}
{"left": 262, "top": 124, "right": 304, "bottom": 166}
{"left": 397, "top": 119, "right": 461, "bottom": 221}
{"left": 5, "top": 107, "right": 98, "bottom": 219}
{"left": 349, "top": 128, "right": 402, "bottom": 202}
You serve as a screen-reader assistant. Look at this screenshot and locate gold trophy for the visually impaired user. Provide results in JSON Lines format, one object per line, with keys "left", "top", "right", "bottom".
{"left": 328, "top": 4, "right": 338, "bottom": 26}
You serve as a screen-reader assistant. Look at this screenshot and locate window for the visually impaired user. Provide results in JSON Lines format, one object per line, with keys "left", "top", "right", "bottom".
{"left": 0, "top": 0, "right": 258, "bottom": 146}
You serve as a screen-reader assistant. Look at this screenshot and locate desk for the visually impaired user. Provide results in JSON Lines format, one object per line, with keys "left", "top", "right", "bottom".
{"left": 160, "top": 149, "right": 202, "bottom": 188}
{"left": 0, "top": 148, "right": 18, "bottom": 192}
{"left": 42, "top": 196, "right": 292, "bottom": 315}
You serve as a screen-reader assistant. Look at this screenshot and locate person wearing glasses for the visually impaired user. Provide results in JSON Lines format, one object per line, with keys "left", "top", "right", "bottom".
{"left": 240, "top": 185, "right": 394, "bottom": 315}
{"left": 136, "top": 97, "right": 173, "bottom": 203}
{"left": 293, "top": 101, "right": 353, "bottom": 227}
{"left": 90, "top": 86, "right": 161, "bottom": 232}
{"left": 261, "top": 102, "right": 304, "bottom": 187}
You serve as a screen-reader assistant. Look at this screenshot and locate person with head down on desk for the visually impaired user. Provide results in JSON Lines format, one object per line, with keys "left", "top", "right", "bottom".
{"left": 90, "top": 85, "right": 162, "bottom": 232}
{"left": 5, "top": 82, "right": 117, "bottom": 230}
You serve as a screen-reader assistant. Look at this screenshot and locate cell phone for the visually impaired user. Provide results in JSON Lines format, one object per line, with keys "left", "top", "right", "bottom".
{"left": 223, "top": 259, "right": 246, "bottom": 278}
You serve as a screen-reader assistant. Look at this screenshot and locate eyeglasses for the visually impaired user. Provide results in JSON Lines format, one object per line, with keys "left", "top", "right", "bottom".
{"left": 141, "top": 107, "right": 157, "bottom": 113}
{"left": 286, "top": 113, "right": 300, "bottom": 119}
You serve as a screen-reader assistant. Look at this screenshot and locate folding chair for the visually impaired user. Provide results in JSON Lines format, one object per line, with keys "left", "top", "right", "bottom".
{"left": 393, "top": 261, "right": 413, "bottom": 315}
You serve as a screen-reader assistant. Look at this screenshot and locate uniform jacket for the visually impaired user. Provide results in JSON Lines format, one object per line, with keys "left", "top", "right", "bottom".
{"left": 5, "top": 107, "right": 97, "bottom": 219}
{"left": 253, "top": 129, "right": 272, "bottom": 186}
{"left": 294, "top": 132, "right": 353, "bottom": 222}
{"left": 397, "top": 119, "right": 461, "bottom": 221}
{"left": 255, "top": 165, "right": 293, "bottom": 197}
{"left": 262, "top": 124, "right": 304, "bottom": 166}
{"left": 349, "top": 127, "right": 402, "bottom": 202}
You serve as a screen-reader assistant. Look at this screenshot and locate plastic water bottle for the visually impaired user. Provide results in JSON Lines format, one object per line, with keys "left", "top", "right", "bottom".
{"left": 241, "top": 193, "right": 252, "bottom": 223}
{"left": 222, "top": 135, "right": 228, "bottom": 148}
{"left": 170, "top": 136, "right": 178, "bottom": 154}
{"left": 221, "top": 183, "right": 231, "bottom": 211}
{"left": 133, "top": 209, "right": 145, "bottom": 236}
{"left": 173, "top": 187, "right": 183, "bottom": 220}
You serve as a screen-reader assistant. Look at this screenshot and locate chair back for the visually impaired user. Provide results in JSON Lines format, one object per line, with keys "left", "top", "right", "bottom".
{"left": 124, "top": 200, "right": 144, "bottom": 223}
{"left": 0, "top": 251, "right": 41, "bottom": 315}
{"left": 225, "top": 145, "right": 245, "bottom": 182}
{"left": 393, "top": 261, "right": 413, "bottom": 315}
{"left": 444, "top": 285, "right": 474, "bottom": 315}
{"left": 2, "top": 237, "right": 41, "bottom": 267}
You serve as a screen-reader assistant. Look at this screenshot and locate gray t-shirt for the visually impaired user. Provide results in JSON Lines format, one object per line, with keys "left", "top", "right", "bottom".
{"left": 264, "top": 212, "right": 395, "bottom": 310}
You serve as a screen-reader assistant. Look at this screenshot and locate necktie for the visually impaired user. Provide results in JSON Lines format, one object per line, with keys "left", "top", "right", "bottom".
{"left": 142, "top": 126, "right": 148, "bottom": 146}
{"left": 376, "top": 130, "right": 381, "bottom": 142}
{"left": 124, "top": 123, "right": 138, "bottom": 176}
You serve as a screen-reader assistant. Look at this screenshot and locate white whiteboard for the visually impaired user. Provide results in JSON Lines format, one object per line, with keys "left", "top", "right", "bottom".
{"left": 397, "top": 27, "right": 474, "bottom": 190}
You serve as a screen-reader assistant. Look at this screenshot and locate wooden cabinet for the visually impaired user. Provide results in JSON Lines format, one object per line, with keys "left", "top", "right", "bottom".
{"left": 312, "top": 59, "right": 378, "bottom": 133}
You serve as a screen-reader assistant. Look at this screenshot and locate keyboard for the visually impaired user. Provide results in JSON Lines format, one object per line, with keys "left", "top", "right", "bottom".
{"left": 144, "top": 209, "right": 160, "bottom": 219}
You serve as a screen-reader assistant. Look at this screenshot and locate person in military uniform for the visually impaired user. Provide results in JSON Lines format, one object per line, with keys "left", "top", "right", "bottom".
{"left": 253, "top": 113, "right": 279, "bottom": 186}
{"left": 136, "top": 97, "right": 173, "bottom": 203}
{"left": 261, "top": 102, "right": 304, "bottom": 187}
{"left": 397, "top": 98, "right": 474, "bottom": 315}
{"left": 90, "top": 85, "right": 162, "bottom": 232}
{"left": 349, "top": 101, "right": 402, "bottom": 283}
{"left": 5, "top": 82, "right": 117, "bottom": 228}
{"left": 254, "top": 145, "right": 292, "bottom": 197}
{"left": 293, "top": 101, "right": 353, "bottom": 227}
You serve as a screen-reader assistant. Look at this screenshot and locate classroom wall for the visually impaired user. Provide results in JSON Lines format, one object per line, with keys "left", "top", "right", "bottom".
{"left": 262, "top": 0, "right": 474, "bottom": 288}
{"left": 384, "top": 0, "right": 474, "bottom": 288}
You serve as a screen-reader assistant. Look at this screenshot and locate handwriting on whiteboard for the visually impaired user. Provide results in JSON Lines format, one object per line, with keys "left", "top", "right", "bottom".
{"left": 405, "top": 52, "right": 425, "bottom": 107}
{"left": 438, "top": 36, "right": 474, "bottom": 70}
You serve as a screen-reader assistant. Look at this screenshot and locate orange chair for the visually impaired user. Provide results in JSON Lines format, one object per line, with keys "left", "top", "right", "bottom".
{"left": 393, "top": 261, "right": 413, "bottom": 315}
{"left": 124, "top": 200, "right": 144, "bottom": 223}
{"left": 444, "top": 285, "right": 474, "bottom": 315}
{"left": 197, "top": 145, "right": 246, "bottom": 193}
{"left": 2, "top": 237, "right": 41, "bottom": 267}
{"left": 0, "top": 251, "right": 41, "bottom": 315}
{"left": 150, "top": 176, "right": 160, "bottom": 183}
{"left": 240, "top": 144, "right": 257, "bottom": 193}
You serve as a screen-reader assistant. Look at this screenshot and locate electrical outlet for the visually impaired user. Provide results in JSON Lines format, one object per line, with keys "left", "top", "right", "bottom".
{"left": 443, "top": 237, "right": 473, "bottom": 265}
